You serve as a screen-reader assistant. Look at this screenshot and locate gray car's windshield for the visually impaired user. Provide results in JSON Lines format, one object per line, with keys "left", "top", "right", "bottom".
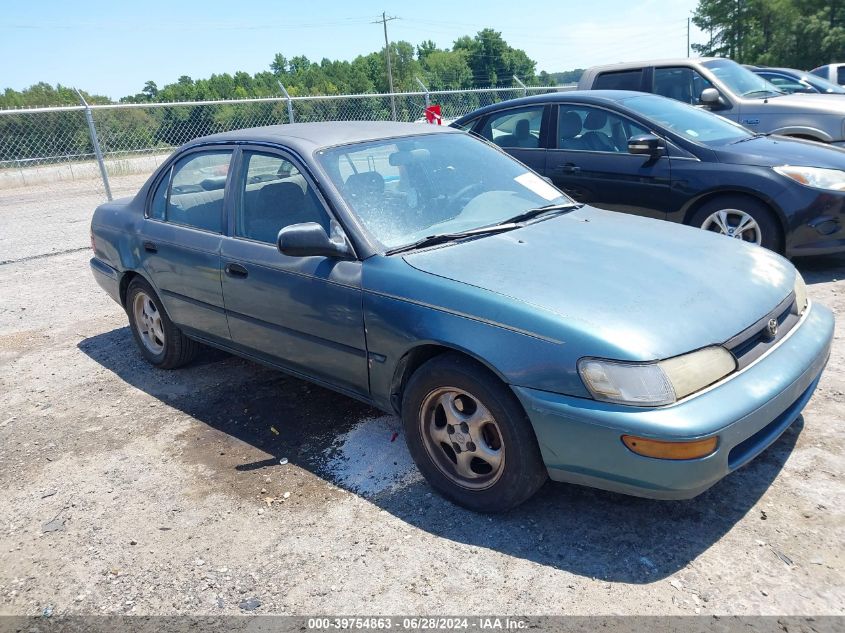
{"left": 702, "top": 59, "right": 784, "bottom": 98}
{"left": 621, "top": 94, "right": 751, "bottom": 145}
{"left": 317, "top": 133, "right": 571, "bottom": 249}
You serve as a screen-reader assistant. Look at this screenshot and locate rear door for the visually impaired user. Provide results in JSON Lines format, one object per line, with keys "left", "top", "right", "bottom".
{"left": 141, "top": 147, "right": 233, "bottom": 342}
{"left": 545, "top": 103, "right": 671, "bottom": 219}
{"left": 474, "top": 104, "right": 550, "bottom": 173}
{"left": 220, "top": 148, "right": 368, "bottom": 397}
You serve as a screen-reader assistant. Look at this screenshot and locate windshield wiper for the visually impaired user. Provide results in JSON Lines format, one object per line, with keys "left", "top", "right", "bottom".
{"left": 498, "top": 202, "right": 582, "bottom": 225}
{"left": 385, "top": 224, "right": 520, "bottom": 256}
{"left": 732, "top": 132, "right": 769, "bottom": 144}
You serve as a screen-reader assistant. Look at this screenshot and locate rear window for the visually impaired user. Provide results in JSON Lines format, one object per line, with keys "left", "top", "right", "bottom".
{"left": 594, "top": 69, "right": 643, "bottom": 91}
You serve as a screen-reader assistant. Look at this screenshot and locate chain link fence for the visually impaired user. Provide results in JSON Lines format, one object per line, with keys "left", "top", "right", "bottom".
{"left": 0, "top": 84, "right": 572, "bottom": 200}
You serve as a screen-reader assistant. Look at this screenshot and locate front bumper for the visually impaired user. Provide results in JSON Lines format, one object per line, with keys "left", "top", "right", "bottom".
{"left": 785, "top": 190, "right": 845, "bottom": 257}
{"left": 513, "top": 301, "right": 834, "bottom": 499}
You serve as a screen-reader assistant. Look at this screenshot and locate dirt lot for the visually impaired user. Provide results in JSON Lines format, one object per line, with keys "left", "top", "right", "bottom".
{"left": 0, "top": 180, "right": 843, "bottom": 616}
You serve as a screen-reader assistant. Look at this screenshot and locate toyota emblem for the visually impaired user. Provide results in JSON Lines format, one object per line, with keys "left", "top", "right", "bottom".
{"left": 766, "top": 318, "right": 779, "bottom": 339}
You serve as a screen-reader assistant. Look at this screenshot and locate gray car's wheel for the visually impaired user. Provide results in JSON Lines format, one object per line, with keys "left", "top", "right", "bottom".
{"left": 125, "top": 277, "right": 198, "bottom": 369}
{"left": 690, "top": 195, "right": 782, "bottom": 253}
{"left": 401, "top": 353, "right": 547, "bottom": 512}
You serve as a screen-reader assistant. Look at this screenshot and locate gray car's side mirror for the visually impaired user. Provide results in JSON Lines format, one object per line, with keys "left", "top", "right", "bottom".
{"left": 628, "top": 134, "right": 664, "bottom": 157}
{"left": 277, "top": 222, "right": 353, "bottom": 259}
{"left": 699, "top": 88, "right": 725, "bottom": 108}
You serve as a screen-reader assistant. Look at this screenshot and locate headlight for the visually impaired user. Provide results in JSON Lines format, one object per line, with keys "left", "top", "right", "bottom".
{"left": 773, "top": 165, "right": 845, "bottom": 191}
{"left": 794, "top": 271, "right": 808, "bottom": 315}
{"left": 579, "top": 347, "right": 737, "bottom": 407}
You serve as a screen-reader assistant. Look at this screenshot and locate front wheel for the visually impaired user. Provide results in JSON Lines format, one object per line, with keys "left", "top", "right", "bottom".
{"left": 126, "top": 277, "right": 198, "bottom": 369}
{"left": 690, "top": 196, "right": 782, "bottom": 253}
{"left": 401, "top": 353, "right": 547, "bottom": 512}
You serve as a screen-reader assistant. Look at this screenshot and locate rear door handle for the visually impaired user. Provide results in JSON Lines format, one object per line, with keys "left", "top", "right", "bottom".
{"left": 143, "top": 241, "right": 158, "bottom": 253}
{"left": 555, "top": 163, "right": 581, "bottom": 174}
{"left": 224, "top": 262, "right": 249, "bottom": 278}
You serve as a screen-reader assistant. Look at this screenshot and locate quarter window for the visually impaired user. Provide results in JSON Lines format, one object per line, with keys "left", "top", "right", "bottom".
{"left": 480, "top": 106, "right": 544, "bottom": 148}
{"left": 653, "top": 67, "right": 715, "bottom": 105}
{"left": 556, "top": 106, "right": 649, "bottom": 153}
{"left": 150, "top": 150, "right": 232, "bottom": 233}
{"left": 236, "top": 151, "right": 330, "bottom": 244}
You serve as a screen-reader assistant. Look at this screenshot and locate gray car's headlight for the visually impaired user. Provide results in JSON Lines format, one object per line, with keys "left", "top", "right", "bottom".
{"left": 773, "top": 165, "right": 845, "bottom": 191}
{"left": 794, "top": 271, "right": 808, "bottom": 315}
{"left": 578, "top": 347, "right": 737, "bottom": 407}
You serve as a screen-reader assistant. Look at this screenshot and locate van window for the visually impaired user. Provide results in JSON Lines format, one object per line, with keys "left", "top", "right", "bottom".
{"left": 593, "top": 69, "right": 643, "bottom": 91}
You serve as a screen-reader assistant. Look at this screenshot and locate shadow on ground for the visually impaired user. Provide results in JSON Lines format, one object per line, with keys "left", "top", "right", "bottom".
{"left": 76, "top": 253, "right": 842, "bottom": 584}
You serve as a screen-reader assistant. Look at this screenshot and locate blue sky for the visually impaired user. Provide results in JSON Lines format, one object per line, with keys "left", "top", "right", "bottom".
{"left": 1, "top": 0, "right": 703, "bottom": 99}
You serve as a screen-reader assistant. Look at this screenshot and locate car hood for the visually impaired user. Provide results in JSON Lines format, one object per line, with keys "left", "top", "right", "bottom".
{"left": 746, "top": 92, "right": 845, "bottom": 114}
{"left": 402, "top": 207, "right": 795, "bottom": 361}
{"left": 713, "top": 134, "right": 845, "bottom": 168}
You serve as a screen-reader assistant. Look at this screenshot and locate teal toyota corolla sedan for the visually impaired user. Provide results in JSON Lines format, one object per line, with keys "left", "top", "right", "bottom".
{"left": 89, "top": 122, "right": 834, "bottom": 512}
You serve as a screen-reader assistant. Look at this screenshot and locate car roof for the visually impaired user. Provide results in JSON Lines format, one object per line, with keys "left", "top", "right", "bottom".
{"left": 451, "top": 90, "right": 655, "bottom": 122}
{"left": 186, "top": 121, "right": 460, "bottom": 153}
{"left": 584, "top": 57, "right": 722, "bottom": 72}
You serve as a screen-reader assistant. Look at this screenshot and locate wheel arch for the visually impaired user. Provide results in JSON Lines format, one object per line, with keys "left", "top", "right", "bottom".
{"left": 388, "top": 343, "right": 512, "bottom": 416}
{"left": 681, "top": 188, "right": 787, "bottom": 231}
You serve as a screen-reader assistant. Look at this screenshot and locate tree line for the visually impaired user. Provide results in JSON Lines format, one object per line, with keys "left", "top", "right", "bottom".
{"left": 692, "top": 0, "right": 845, "bottom": 69}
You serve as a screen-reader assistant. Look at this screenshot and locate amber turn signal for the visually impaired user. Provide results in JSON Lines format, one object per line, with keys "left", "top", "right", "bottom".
{"left": 622, "top": 435, "right": 718, "bottom": 460}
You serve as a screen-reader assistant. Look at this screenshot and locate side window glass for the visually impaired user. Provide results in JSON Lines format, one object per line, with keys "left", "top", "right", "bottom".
{"left": 593, "top": 69, "right": 643, "bottom": 90}
{"left": 164, "top": 151, "right": 232, "bottom": 233}
{"left": 149, "top": 168, "right": 170, "bottom": 220}
{"left": 838, "top": 67, "right": 845, "bottom": 84}
{"left": 654, "top": 67, "right": 715, "bottom": 105}
{"left": 480, "top": 106, "right": 544, "bottom": 148}
{"left": 557, "top": 106, "right": 649, "bottom": 153}
{"left": 236, "top": 151, "right": 330, "bottom": 244}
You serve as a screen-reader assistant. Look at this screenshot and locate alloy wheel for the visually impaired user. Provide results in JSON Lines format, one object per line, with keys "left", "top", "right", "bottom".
{"left": 700, "top": 208, "right": 762, "bottom": 245}
{"left": 132, "top": 291, "right": 165, "bottom": 355}
{"left": 419, "top": 387, "right": 505, "bottom": 490}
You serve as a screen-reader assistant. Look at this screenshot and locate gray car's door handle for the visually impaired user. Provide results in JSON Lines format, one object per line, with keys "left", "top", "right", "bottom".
{"left": 224, "top": 262, "right": 248, "bottom": 278}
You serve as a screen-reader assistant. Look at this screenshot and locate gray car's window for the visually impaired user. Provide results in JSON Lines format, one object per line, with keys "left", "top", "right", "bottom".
{"left": 654, "top": 67, "right": 715, "bottom": 105}
{"left": 317, "top": 133, "right": 570, "bottom": 249}
{"left": 620, "top": 94, "right": 750, "bottom": 146}
{"left": 235, "top": 151, "right": 330, "bottom": 244}
{"left": 556, "top": 105, "right": 649, "bottom": 152}
{"left": 701, "top": 59, "right": 782, "bottom": 98}
{"left": 151, "top": 151, "right": 232, "bottom": 233}
{"left": 593, "top": 69, "right": 643, "bottom": 90}
{"left": 480, "top": 106, "right": 543, "bottom": 148}
{"left": 838, "top": 67, "right": 845, "bottom": 85}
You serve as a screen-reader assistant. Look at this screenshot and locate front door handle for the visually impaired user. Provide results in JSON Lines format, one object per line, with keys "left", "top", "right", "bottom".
{"left": 555, "top": 163, "right": 581, "bottom": 174}
{"left": 224, "top": 262, "right": 248, "bottom": 278}
{"left": 143, "top": 241, "right": 158, "bottom": 253}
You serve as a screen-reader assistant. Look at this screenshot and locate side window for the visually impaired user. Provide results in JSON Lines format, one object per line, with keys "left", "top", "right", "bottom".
{"left": 151, "top": 151, "right": 232, "bottom": 233}
{"left": 838, "top": 67, "right": 845, "bottom": 85}
{"left": 593, "top": 69, "right": 643, "bottom": 91}
{"left": 236, "top": 151, "right": 330, "bottom": 244}
{"left": 557, "top": 106, "right": 649, "bottom": 153}
{"left": 653, "top": 67, "right": 715, "bottom": 105}
{"left": 762, "top": 74, "right": 807, "bottom": 93}
{"left": 480, "top": 106, "right": 544, "bottom": 149}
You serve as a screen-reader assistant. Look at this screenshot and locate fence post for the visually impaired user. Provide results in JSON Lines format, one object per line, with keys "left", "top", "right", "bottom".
{"left": 75, "top": 88, "right": 112, "bottom": 201}
{"left": 415, "top": 77, "right": 430, "bottom": 110}
{"left": 278, "top": 82, "right": 295, "bottom": 124}
{"left": 512, "top": 75, "right": 528, "bottom": 97}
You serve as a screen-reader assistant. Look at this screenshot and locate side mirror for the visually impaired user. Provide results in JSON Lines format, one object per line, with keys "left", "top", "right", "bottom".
{"left": 628, "top": 134, "right": 664, "bottom": 156}
{"left": 277, "top": 222, "right": 353, "bottom": 259}
{"left": 699, "top": 88, "right": 724, "bottom": 107}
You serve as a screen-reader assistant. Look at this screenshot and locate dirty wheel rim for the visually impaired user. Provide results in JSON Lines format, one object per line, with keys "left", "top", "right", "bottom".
{"left": 419, "top": 387, "right": 505, "bottom": 490}
{"left": 700, "top": 209, "right": 762, "bottom": 245}
{"left": 132, "top": 291, "right": 165, "bottom": 355}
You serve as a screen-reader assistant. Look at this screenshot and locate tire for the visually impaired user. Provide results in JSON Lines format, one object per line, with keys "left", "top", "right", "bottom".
{"left": 689, "top": 195, "right": 783, "bottom": 253}
{"left": 401, "top": 353, "right": 547, "bottom": 512}
{"left": 125, "top": 277, "right": 198, "bottom": 369}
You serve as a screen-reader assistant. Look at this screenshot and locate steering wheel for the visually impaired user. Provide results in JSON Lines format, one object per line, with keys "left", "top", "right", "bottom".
{"left": 448, "top": 182, "right": 486, "bottom": 215}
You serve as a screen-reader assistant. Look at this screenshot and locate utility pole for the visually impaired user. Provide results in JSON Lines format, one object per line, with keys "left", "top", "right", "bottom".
{"left": 687, "top": 17, "right": 691, "bottom": 57}
{"left": 373, "top": 12, "right": 398, "bottom": 121}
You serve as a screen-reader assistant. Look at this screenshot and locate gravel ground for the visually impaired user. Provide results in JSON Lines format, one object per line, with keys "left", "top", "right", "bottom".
{"left": 0, "top": 180, "right": 843, "bottom": 617}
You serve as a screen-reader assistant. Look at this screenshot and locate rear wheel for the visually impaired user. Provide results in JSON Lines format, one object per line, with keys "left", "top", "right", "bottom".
{"left": 402, "top": 353, "right": 547, "bottom": 512}
{"left": 690, "top": 195, "right": 782, "bottom": 253}
{"left": 126, "top": 277, "right": 198, "bottom": 369}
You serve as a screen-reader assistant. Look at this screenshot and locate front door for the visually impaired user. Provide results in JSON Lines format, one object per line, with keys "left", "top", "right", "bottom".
{"left": 545, "top": 104, "right": 672, "bottom": 220}
{"left": 220, "top": 149, "right": 368, "bottom": 397}
{"left": 141, "top": 148, "right": 233, "bottom": 342}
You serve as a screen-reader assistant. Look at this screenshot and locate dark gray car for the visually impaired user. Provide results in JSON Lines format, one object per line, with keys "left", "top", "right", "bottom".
{"left": 579, "top": 58, "right": 845, "bottom": 145}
